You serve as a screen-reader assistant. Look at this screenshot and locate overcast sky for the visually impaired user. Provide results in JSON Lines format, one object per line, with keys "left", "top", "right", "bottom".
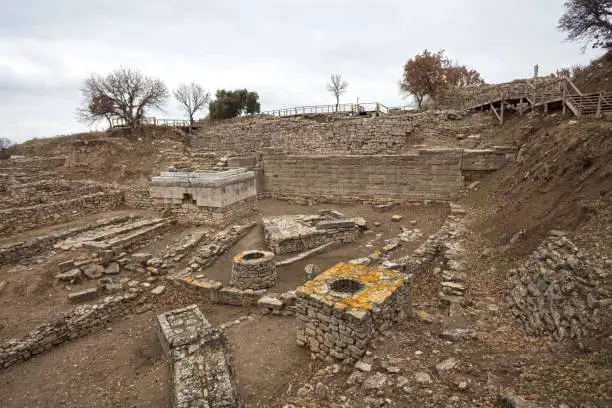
{"left": 0, "top": 0, "right": 605, "bottom": 143}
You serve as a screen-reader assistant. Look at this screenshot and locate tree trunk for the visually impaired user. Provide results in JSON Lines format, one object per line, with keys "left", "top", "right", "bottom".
{"left": 336, "top": 94, "right": 339, "bottom": 112}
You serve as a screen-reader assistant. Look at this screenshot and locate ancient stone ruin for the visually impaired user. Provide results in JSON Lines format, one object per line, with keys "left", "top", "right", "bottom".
{"left": 149, "top": 168, "right": 256, "bottom": 225}
{"left": 230, "top": 250, "right": 277, "bottom": 290}
{"left": 295, "top": 262, "right": 412, "bottom": 363}
{"left": 263, "top": 210, "right": 361, "bottom": 255}
{"left": 2, "top": 101, "right": 608, "bottom": 408}
{"left": 157, "top": 305, "right": 238, "bottom": 408}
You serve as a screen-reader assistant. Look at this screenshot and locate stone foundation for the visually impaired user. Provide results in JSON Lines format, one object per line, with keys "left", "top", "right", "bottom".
{"left": 263, "top": 210, "right": 361, "bottom": 255}
{"left": 506, "top": 231, "right": 607, "bottom": 343}
{"left": 0, "top": 190, "right": 124, "bottom": 235}
{"left": 157, "top": 305, "right": 238, "bottom": 408}
{"left": 149, "top": 169, "right": 257, "bottom": 226}
{"left": 295, "top": 262, "right": 412, "bottom": 363}
{"left": 165, "top": 196, "right": 257, "bottom": 226}
{"left": 0, "top": 291, "right": 140, "bottom": 369}
{"left": 230, "top": 250, "right": 277, "bottom": 290}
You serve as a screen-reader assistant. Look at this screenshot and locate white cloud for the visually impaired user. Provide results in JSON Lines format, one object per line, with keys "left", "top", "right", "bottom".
{"left": 0, "top": 0, "right": 604, "bottom": 142}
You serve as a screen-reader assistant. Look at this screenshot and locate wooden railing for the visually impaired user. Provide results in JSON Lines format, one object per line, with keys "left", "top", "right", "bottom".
{"left": 111, "top": 117, "right": 192, "bottom": 128}
{"left": 440, "top": 76, "right": 612, "bottom": 123}
{"left": 257, "top": 102, "right": 394, "bottom": 117}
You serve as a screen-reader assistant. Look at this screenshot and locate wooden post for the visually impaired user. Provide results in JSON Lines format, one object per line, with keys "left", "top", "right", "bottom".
{"left": 597, "top": 92, "right": 603, "bottom": 118}
{"left": 579, "top": 95, "right": 583, "bottom": 118}
{"left": 562, "top": 81, "right": 567, "bottom": 117}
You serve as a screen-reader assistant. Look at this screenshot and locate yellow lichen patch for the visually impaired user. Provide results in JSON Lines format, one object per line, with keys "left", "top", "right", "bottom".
{"left": 183, "top": 277, "right": 195, "bottom": 283}
{"left": 295, "top": 262, "right": 405, "bottom": 312}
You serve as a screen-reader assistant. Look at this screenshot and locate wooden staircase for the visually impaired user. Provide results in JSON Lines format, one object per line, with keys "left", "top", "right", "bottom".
{"left": 439, "top": 77, "right": 612, "bottom": 124}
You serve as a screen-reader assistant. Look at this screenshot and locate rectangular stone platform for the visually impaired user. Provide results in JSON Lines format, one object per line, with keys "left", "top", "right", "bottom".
{"left": 295, "top": 262, "right": 412, "bottom": 363}
{"left": 263, "top": 210, "right": 361, "bottom": 255}
{"left": 149, "top": 169, "right": 256, "bottom": 226}
{"left": 157, "top": 305, "right": 238, "bottom": 408}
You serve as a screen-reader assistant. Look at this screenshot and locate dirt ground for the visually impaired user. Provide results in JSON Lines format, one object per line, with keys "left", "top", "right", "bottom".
{"left": 0, "top": 198, "right": 447, "bottom": 408}
{"left": 203, "top": 198, "right": 448, "bottom": 290}
{"left": 0, "top": 311, "right": 172, "bottom": 408}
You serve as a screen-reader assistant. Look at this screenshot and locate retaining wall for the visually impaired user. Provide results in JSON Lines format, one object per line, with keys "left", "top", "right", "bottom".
{"left": 260, "top": 147, "right": 515, "bottom": 203}
{"left": 0, "top": 292, "right": 139, "bottom": 369}
{"left": 0, "top": 191, "right": 125, "bottom": 235}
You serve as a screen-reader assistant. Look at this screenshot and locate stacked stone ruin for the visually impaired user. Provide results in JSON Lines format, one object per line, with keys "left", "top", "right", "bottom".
{"left": 157, "top": 305, "right": 238, "bottom": 408}
{"left": 295, "top": 262, "right": 412, "bottom": 363}
{"left": 0, "top": 291, "right": 140, "bottom": 369}
{"left": 263, "top": 210, "right": 361, "bottom": 255}
{"left": 230, "top": 250, "right": 277, "bottom": 290}
{"left": 506, "top": 231, "right": 608, "bottom": 343}
{"left": 149, "top": 168, "right": 257, "bottom": 225}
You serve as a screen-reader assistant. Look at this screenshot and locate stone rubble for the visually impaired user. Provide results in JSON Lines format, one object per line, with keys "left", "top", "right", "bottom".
{"left": 506, "top": 231, "right": 608, "bottom": 343}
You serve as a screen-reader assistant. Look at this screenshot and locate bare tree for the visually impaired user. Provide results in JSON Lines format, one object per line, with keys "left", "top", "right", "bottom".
{"left": 0, "top": 137, "right": 14, "bottom": 149}
{"left": 174, "top": 83, "right": 211, "bottom": 126}
{"left": 559, "top": 0, "right": 612, "bottom": 50}
{"left": 78, "top": 68, "right": 168, "bottom": 128}
{"left": 327, "top": 73, "right": 348, "bottom": 112}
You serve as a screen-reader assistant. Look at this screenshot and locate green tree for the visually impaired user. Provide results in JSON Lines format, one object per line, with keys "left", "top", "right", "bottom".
{"left": 209, "top": 89, "right": 260, "bottom": 119}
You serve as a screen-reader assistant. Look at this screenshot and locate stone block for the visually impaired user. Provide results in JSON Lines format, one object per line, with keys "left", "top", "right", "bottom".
{"left": 68, "top": 288, "right": 99, "bottom": 304}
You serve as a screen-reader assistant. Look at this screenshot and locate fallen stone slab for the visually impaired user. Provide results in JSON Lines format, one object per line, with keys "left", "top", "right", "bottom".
{"left": 132, "top": 252, "right": 152, "bottom": 263}
{"left": 56, "top": 268, "right": 82, "bottom": 283}
{"left": 375, "top": 204, "right": 392, "bottom": 212}
{"left": 276, "top": 241, "right": 339, "bottom": 267}
{"left": 83, "top": 264, "right": 105, "bottom": 279}
{"left": 58, "top": 260, "right": 76, "bottom": 272}
{"left": 436, "top": 357, "right": 458, "bottom": 372}
{"left": 104, "top": 262, "right": 120, "bottom": 275}
{"left": 440, "top": 328, "right": 469, "bottom": 342}
{"left": 151, "top": 285, "right": 166, "bottom": 295}
{"left": 348, "top": 257, "right": 371, "bottom": 265}
{"left": 391, "top": 215, "right": 402, "bottom": 222}
{"left": 257, "top": 296, "right": 284, "bottom": 310}
{"left": 68, "top": 287, "right": 99, "bottom": 304}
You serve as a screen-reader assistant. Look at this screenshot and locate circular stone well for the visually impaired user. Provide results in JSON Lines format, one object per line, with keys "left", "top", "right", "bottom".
{"left": 329, "top": 278, "right": 365, "bottom": 296}
{"left": 231, "top": 250, "right": 277, "bottom": 290}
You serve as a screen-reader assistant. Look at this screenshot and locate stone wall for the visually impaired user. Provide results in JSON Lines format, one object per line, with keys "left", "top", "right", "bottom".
{"left": 0, "top": 190, "right": 125, "bottom": 235}
{"left": 0, "top": 215, "right": 135, "bottom": 266}
{"left": 506, "top": 231, "right": 607, "bottom": 344}
{"left": 261, "top": 149, "right": 464, "bottom": 203}
{"left": 0, "top": 180, "right": 106, "bottom": 209}
{"left": 163, "top": 196, "right": 257, "bottom": 226}
{"left": 0, "top": 291, "right": 139, "bottom": 369}
{"left": 260, "top": 148, "right": 515, "bottom": 203}
{"left": 192, "top": 116, "right": 412, "bottom": 156}
{"left": 123, "top": 185, "right": 152, "bottom": 208}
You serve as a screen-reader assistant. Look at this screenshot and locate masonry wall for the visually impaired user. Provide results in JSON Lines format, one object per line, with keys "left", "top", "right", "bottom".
{"left": 0, "top": 190, "right": 125, "bottom": 235}
{"left": 260, "top": 147, "right": 516, "bottom": 203}
{"left": 261, "top": 149, "right": 465, "bottom": 202}
{"left": 0, "top": 292, "right": 139, "bottom": 369}
{"left": 192, "top": 116, "right": 416, "bottom": 156}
